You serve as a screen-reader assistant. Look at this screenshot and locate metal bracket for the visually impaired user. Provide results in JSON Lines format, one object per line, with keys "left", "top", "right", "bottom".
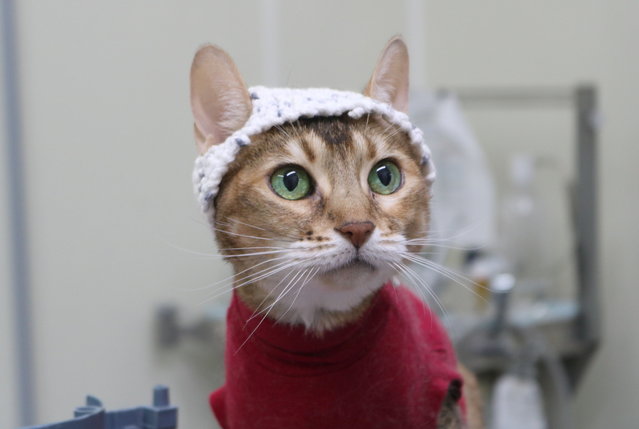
{"left": 450, "top": 84, "right": 601, "bottom": 389}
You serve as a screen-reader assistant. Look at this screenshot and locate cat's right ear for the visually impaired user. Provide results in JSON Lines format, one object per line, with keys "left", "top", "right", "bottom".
{"left": 364, "top": 36, "right": 410, "bottom": 113}
{"left": 190, "top": 45, "right": 252, "bottom": 154}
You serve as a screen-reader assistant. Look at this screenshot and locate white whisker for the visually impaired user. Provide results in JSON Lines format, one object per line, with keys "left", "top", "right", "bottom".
{"left": 251, "top": 269, "right": 298, "bottom": 317}
{"left": 198, "top": 259, "right": 298, "bottom": 303}
{"left": 219, "top": 217, "right": 301, "bottom": 241}
{"left": 392, "top": 261, "right": 434, "bottom": 312}
{"left": 405, "top": 240, "right": 485, "bottom": 252}
{"left": 275, "top": 266, "right": 320, "bottom": 324}
{"left": 236, "top": 268, "right": 307, "bottom": 353}
{"left": 247, "top": 268, "right": 307, "bottom": 323}
{"left": 217, "top": 246, "right": 288, "bottom": 251}
{"left": 222, "top": 249, "right": 293, "bottom": 258}
{"left": 396, "top": 261, "right": 448, "bottom": 319}
{"left": 402, "top": 253, "right": 489, "bottom": 304}
{"left": 210, "top": 225, "right": 294, "bottom": 242}
{"left": 178, "top": 255, "right": 291, "bottom": 293}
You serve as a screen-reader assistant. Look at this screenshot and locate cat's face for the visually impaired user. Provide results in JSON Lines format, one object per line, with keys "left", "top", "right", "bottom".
{"left": 213, "top": 115, "right": 430, "bottom": 328}
{"left": 190, "top": 37, "right": 427, "bottom": 330}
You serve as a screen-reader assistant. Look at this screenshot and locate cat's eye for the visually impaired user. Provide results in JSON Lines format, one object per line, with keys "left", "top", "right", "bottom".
{"left": 270, "top": 165, "right": 313, "bottom": 200}
{"left": 368, "top": 160, "right": 401, "bottom": 195}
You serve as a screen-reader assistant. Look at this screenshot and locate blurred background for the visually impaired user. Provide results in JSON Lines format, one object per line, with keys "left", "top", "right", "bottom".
{"left": 1, "top": 1, "right": 637, "bottom": 428}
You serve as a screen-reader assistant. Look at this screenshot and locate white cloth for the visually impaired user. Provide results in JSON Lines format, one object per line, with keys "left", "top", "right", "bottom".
{"left": 193, "top": 86, "right": 435, "bottom": 215}
{"left": 491, "top": 374, "right": 547, "bottom": 429}
{"left": 410, "top": 90, "right": 496, "bottom": 249}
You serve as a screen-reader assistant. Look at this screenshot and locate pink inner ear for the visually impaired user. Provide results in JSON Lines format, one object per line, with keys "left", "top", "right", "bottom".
{"left": 190, "top": 45, "right": 251, "bottom": 152}
{"left": 365, "top": 38, "right": 410, "bottom": 113}
{"left": 192, "top": 92, "right": 224, "bottom": 144}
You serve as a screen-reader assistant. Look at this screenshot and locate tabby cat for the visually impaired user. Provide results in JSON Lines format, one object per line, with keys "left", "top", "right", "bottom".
{"left": 190, "top": 37, "right": 482, "bottom": 429}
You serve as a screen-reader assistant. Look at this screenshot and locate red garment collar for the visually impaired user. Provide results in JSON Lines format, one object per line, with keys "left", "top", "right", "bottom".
{"left": 211, "top": 283, "right": 463, "bottom": 428}
{"left": 229, "top": 282, "right": 392, "bottom": 375}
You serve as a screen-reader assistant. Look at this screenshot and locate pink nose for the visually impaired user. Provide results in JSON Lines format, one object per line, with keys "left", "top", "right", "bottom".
{"left": 336, "top": 221, "right": 375, "bottom": 249}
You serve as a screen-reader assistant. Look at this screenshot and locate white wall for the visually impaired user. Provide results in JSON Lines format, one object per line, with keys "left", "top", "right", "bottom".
{"left": 11, "top": 1, "right": 256, "bottom": 427}
{"left": 1, "top": 1, "right": 637, "bottom": 428}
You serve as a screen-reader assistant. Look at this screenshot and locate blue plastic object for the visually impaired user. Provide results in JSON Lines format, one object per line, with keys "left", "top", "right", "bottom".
{"left": 21, "top": 386, "right": 177, "bottom": 429}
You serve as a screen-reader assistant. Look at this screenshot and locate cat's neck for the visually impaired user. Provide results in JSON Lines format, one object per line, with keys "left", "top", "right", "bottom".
{"left": 235, "top": 280, "right": 382, "bottom": 334}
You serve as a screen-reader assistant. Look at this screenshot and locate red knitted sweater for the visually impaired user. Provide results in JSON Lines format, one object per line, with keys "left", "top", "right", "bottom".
{"left": 210, "top": 283, "right": 463, "bottom": 428}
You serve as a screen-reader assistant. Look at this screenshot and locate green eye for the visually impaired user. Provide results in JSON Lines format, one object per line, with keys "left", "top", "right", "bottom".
{"left": 368, "top": 160, "right": 401, "bottom": 195}
{"left": 270, "top": 165, "right": 312, "bottom": 200}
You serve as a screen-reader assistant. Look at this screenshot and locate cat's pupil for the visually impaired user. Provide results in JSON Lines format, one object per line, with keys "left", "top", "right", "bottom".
{"left": 283, "top": 170, "right": 299, "bottom": 191}
{"left": 376, "top": 166, "right": 392, "bottom": 186}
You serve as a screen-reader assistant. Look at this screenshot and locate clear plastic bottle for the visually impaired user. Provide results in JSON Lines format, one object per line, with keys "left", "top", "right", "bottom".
{"left": 498, "top": 155, "right": 551, "bottom": 311}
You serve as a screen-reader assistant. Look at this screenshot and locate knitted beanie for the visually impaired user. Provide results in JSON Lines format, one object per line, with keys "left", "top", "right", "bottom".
{"left": 193, "top": 86, "right": 436, "bottom": 215}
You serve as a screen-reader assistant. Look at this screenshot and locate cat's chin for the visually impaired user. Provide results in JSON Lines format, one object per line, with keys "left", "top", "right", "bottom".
{"left": 321, "top": 259, "right": 377, "bottom": 278}
{"left": 261, "top": 261, "right": 393, "bottom": 331}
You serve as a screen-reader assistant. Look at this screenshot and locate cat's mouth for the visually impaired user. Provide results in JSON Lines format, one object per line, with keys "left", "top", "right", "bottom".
{"left": 324, "top": 258, "right": 376, "bottom": 275}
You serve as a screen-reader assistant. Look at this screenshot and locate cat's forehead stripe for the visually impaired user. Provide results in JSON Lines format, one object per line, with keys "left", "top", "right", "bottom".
{"left": 364, "top": 132, "right": 378, "bottom": 160}
{"left": 286, "top": 139, "right": 314, "bottom": 165}
{"left": 193, "top": 86, "right": 435, "bottom": 215}
{"left": 298, "top": 137, "right": 316, "bottom": 162}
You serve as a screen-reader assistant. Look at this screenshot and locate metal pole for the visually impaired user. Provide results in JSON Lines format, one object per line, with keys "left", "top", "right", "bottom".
{"left": 1, "top": 0, "right": 36, "bottom": 424}
{"left": 570, "top": 85, "right": 600, "bottom": 384}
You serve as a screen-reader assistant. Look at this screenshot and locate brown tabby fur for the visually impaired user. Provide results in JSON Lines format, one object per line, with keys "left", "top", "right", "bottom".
{"left": 214, "top": 115, "right": 428, "bottom": 328}
{"left": 190, "top": 37, "right": 483, "bottom": 429}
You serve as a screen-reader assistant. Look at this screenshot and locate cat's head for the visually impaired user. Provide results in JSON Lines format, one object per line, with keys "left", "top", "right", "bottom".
{"left": 190, "top": 37, "right": 433, "bottom": 331}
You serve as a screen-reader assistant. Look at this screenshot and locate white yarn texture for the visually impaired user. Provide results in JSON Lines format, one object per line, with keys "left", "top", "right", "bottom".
{"left": 193, "top": 86, "right": 436, "bottom": 215}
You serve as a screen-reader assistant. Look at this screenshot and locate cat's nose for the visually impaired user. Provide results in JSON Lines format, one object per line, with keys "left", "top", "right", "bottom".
{"left": 336, "top": 221, "right": 375, "bottom": 249}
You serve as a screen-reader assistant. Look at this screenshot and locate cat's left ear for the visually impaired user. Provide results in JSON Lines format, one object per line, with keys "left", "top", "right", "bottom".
{"left": 364, "top": 36, "right": 410, "bottom": 113}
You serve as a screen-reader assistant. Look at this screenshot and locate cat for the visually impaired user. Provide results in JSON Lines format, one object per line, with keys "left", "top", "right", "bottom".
{"left": 190, "top": 36, "right": 483, "bottom": 429}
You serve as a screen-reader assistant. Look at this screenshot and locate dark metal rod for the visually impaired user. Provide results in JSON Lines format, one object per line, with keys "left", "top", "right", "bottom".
{"left": 573, "top": 85, "right": 600, "bottom": 363}
{"left": 1, "top": 0, "right": 36, "bottom": 425}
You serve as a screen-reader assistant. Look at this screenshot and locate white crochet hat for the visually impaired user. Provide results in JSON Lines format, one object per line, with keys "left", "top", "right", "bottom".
{"left": 193, "top": 86, "right": 435, "bottom": 215}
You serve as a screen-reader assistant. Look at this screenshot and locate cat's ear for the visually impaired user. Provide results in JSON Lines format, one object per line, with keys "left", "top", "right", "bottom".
{"left": 364, "top": 36, "right": 410, "bottom": 113}
{"left": 190, "top": 45, "right": 252, "bottom": 154}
